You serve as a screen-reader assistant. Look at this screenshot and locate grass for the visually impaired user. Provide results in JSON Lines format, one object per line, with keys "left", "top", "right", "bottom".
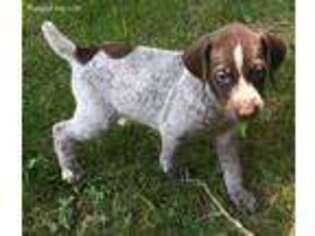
{"left": 23, "top": 0, "right": 294, "bottom": 235}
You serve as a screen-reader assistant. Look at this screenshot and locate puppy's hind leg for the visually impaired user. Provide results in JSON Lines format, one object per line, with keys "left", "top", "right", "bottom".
{"left": 52, "top": 105, "right": 117, "bottom": 184}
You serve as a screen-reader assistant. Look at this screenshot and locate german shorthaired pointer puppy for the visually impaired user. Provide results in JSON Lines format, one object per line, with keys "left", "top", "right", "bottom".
{"left": 42, "top": 21, "right": 286, "bottom": 211}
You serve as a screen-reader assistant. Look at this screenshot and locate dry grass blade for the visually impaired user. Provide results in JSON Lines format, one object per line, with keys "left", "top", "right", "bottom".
{"left": 186, "top": 178, "right": 255, "bottom": 236}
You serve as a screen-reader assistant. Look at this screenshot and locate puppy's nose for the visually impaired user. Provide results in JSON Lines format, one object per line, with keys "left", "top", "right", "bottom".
{"left": 237, "top": 102, "right": 259, "bottom": 118}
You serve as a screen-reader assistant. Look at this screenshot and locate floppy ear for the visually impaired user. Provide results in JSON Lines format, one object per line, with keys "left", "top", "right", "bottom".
{"left": 182, "top": 34, "right": 212, "bottom": 80}
{"left": 261, "top": 32, "right": 287, "bottom": 70}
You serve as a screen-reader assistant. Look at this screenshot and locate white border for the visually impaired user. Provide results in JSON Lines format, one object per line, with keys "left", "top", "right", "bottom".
{"left": 1, "top": 0, "right": 315, "bottom": 235}
{"left": 0, "top": 0, "right": 21, "bottom": 235}
{"left": 296, "top": 0, "right": 315, "bottom": 235}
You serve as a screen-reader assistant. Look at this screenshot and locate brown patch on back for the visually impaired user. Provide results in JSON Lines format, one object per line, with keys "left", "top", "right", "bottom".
{"left": 75, "top": 42, "right": 134, "bottom": 64}
{"left": 101, "top": 42, "right": 134, "bottom": 59}
{"left": 75, "top": 46, "right": 99, "bottom": 64}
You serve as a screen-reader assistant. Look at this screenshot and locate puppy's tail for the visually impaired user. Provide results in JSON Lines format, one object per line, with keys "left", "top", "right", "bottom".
{"left": 41, "top": 21, "right": 77, "bottom": 63}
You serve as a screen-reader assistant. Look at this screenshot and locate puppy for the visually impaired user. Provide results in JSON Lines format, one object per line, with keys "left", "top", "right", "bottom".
{"left": 42, "top": 21, "right": 286, "bottom": 211}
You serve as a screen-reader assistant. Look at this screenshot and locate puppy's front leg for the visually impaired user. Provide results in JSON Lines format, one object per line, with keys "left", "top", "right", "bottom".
{"left": 215, "top": 129, "right": 256, "bottom": 212}
{"left": 159, "top": 134, "right": 180, "bottom": 178}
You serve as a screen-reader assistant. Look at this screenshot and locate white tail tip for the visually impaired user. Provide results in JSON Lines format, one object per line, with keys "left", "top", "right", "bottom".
{"left": 41, "top": 21, "right": 76, "bottom": 62}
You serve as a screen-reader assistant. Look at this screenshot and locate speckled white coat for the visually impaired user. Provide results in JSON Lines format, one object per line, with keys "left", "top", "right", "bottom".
{"left": 76, "top": 47, "right": 219, "bottom": 135}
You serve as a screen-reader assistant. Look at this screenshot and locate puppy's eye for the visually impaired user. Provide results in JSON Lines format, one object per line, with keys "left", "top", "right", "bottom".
{"left": 250, "top": 68, "right": 267, "bottom": 82}
{"left": 215, "top": 71, "right": 232, "bottom": 86}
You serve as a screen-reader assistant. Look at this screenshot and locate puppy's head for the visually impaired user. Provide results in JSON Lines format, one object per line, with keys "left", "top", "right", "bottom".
{"left": 182, "top": 23, "right": 286, "bottom": 118}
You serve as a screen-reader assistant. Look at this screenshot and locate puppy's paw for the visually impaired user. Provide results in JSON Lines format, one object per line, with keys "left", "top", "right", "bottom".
{"left": 161, "top": 162, "right": 179, "bottom": 179}
{"left": 229, "top": 187, "right": 257, "bottom": 213}
{"left": 61, "top": 168, "right": 83, "bottom": 184}
{"left": 165, "top": 167, "right": 179, "bottom": 179}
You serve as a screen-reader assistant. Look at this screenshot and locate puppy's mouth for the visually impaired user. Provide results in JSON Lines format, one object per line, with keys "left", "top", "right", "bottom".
{"left": 212, "top": 103, "right": 264, "bottom": 135}
{"left": 222, "top": 102, "right": 264, "bottom": 124}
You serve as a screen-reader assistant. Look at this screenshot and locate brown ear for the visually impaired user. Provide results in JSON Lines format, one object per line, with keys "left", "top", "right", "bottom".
{"left": 182, "top": 34, "right": 212, "bottom": 80}
{"left": 262, "top": 32, "right": 286, "bottom": 70}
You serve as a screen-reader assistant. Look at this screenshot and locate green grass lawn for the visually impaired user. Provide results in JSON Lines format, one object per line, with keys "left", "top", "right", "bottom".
{"left": 23, "top": 0, "right": 294, "bottom": 235}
